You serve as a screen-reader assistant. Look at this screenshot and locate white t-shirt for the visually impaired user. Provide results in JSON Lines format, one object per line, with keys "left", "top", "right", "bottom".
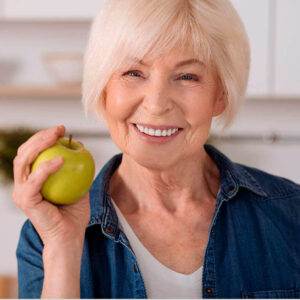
{"left": 111, "top": 198, "right": 203, "bottom": 299}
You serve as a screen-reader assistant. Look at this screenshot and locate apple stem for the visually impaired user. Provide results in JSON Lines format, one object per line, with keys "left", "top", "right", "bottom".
{"left": 68, "top": 134, "right": 72, "bottom": 149}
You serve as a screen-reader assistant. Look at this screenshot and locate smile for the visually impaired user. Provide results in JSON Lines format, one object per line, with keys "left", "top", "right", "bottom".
{"left": 135, "top": 124, "right": 180, "bottom": 137}
{"left": 132, "top": 123, "right": 183, "bottom": 144}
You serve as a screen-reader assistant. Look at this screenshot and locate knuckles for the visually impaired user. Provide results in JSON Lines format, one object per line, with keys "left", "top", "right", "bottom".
{"left": 13, "top": 156, "right": 20, "bottom": 167}
{"left": 27, "top": 175, "right": 37, "bottom": 185}
{"left": 13, "top": 155, "right": 26, "bottom": 167}
{"left": 13, "top": 156, "right": 17, "bottom": 166}
{"left": 17, "top": 144, "right": 25, "bottom": 156}
{"left": 12, "top": 189, "right": 22, "bottom": 207}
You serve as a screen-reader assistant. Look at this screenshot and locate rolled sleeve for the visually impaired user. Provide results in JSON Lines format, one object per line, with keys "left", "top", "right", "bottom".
{"left": 16, "top": 219, "right": 44, "bottom": 299}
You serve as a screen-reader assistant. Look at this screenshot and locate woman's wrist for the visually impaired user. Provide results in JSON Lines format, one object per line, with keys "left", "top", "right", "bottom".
{"left": 41, "top": 239, "right": 84, "bottom": 298}
{"left": 42, "top": 238, "right": 84, "bottom": 262}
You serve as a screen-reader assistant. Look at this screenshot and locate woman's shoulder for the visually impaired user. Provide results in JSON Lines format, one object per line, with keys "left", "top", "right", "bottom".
{"left": 91, "top": 153, "right": 123, "bottom": 188}
{"left": 88, "top": 153, "right": 123, "bottom": 226}
{"left": 205, "top": 144, "right": 299, "bottom": 201}
{"left": 237, "top": 162, "right": 300, "bottom": 201}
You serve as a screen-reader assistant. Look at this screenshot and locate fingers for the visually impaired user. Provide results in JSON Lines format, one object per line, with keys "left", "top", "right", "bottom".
{"left": 24, "top": 156, "right": 64, "bottom": 200}
{"left": 13, "top": 125, "right": 66, "bottom": 184}
{"left": 16, "top": 125, "right": 65, "bottom": 156}
{"left": 13, "top": 156, "right": 63, "bottom": 211}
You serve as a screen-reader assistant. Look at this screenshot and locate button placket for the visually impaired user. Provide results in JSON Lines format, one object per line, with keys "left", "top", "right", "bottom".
{"left": 203, "top": 221, "right": 218, "bottom": 298}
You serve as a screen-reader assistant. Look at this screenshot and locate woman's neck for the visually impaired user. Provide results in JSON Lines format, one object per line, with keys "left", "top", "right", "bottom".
{"left": 109, "top": 149, "right": 220, "bottom": 216}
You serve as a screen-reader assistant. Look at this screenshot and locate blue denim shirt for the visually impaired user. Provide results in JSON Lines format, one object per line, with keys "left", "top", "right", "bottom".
{"left": 16, "top": 144, "right": 300, "bottom": 298}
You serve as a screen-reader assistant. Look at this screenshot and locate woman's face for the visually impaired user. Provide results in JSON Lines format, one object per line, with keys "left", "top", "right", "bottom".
{"left": 102, "top": 46, "right": 226, "bottom": 169}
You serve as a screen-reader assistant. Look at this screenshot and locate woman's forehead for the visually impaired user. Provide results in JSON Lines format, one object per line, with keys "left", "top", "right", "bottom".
{"left": 123, "top": 47, "right": 208, "bottom": 67}
{"left": 127, "top": 56, "right": 206, "bottom": 70}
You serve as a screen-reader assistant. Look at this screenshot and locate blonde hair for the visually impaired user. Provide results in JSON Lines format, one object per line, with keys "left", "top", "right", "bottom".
{"left": 82, "top": 0, "right": 250, "bottom": 135}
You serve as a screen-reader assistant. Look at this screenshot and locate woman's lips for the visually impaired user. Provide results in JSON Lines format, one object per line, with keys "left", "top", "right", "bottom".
{"left": 132, "top": 123, "right": 183, "bottom": 144}
{"left": 134, "top": 123, "right": 183, "bottom": 130}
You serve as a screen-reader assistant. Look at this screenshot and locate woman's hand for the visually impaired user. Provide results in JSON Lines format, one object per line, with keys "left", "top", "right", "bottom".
{"left": 13, "top": 125, "right": 91, "bottom": 297}
{"left": 12, "top": 125, "right": 91, "bottom": 247}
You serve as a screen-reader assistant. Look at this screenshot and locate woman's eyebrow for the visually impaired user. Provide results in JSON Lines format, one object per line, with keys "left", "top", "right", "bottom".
{"left": 174, "top": 58, "right": 205, "bottom": 68}
{"left": 129, "top": 57, "right": 205, "bottom": 68}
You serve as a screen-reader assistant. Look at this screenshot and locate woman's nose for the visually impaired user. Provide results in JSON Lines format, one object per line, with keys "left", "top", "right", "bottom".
{"left": 142, "top": 79, "right": 174, "bottom": 116}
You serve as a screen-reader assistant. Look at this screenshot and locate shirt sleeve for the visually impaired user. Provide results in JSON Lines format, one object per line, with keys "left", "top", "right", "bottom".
{"left": 16, "top": 219, "right": 44, "bottom": 299}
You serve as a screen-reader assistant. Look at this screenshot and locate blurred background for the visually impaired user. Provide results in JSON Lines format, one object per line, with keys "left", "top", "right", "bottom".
{"left": 0, "top": 0, "right": 299, "bottom": 297}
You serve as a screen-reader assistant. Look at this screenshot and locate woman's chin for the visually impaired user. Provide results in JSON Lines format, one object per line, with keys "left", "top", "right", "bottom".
{"left": 130, "top": 151, "right": 180, "bottom": 171}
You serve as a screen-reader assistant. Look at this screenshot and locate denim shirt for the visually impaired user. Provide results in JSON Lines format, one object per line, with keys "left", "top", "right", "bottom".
{"left": 16, "top": 144, "right": 300, "bottom": 299}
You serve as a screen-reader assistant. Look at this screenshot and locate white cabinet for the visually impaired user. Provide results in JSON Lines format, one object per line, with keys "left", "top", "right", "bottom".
{"left": 230, "top": 0, "right": 271, "bottom": 97}
{"left": 1, "top": 0, "right": 103, "bottom": 20}
{"left": 0, "top": 0, "right": 299, "bottom": 99}
{"left": 274, "top": 0, "right": 300, "bottom": 96}
{"left": 0, "top": 0, "right": 5, "bottom": 18}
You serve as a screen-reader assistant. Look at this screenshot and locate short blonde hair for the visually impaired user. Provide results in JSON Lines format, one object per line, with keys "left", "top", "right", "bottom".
{"left": 82, "top": 0, "right": 250, "bottom": 135}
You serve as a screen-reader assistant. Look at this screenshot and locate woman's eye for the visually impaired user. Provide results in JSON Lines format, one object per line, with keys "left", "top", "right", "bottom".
{"left": 123, "top": 70, "right": 141, "bottom": 77}
{"left": 179, "top": 74, "right": 199, "bottom": 81}
{"left": 122, "top": 71, "right": 199, "bottom": 82}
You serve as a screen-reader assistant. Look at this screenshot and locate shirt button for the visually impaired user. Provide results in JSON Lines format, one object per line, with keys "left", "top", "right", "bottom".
{"left": 228, "top": 185, "right": 235, "bottom": 192}
{"left": 205, "top": 288, "right": 213, "bottom": 295}
{"left": 133, "top": 264, "right": 138, "bottom": 273}
{"left": 105, "top": 227, "right": 114, "bottom": 233}
{"left": 211, "top": 229, "right": 215, "bottom": 234}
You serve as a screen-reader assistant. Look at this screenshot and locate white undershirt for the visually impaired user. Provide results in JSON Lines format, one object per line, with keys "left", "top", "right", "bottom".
{"left": 111, "top": 198, "right": 203, "bottom": 299}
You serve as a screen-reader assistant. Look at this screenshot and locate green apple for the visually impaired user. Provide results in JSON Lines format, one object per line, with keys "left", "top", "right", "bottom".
{"left": 30, "top": 135, "right": 95, "bottom": 205}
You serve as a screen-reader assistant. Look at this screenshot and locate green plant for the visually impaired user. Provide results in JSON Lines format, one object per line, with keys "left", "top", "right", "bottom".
{"left": 0, "top": 127, "right": 38, "bottom": 185}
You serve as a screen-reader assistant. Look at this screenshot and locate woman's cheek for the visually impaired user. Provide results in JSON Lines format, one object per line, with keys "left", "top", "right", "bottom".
{"left": 107, "top": 88, "right": 137, "bottom": 120}
{"left": 182, "top": 93, "right": 214, "bottom": 124}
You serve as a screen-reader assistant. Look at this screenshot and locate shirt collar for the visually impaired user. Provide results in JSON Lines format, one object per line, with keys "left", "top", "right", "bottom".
{"left": 204, "top": 144, "right": 268, "bottom": 200}
{"left": 87, "top": 143, "right": 268, "bottom": 234}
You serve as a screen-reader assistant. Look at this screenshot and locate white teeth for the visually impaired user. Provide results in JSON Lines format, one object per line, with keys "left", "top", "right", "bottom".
{"left": 136, "top": 124, "right": 143, "bottom": 131}
{"left": 148, "top": 128, "right": 155, "bottom": 136}
{"left": 135, "top": 124, "right": 180, "bottom": 137}
{"left": 155, "top": 129, "right": 161, "bottom": 136}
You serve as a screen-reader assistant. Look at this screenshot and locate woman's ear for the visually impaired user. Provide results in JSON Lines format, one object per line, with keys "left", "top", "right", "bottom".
{"left": 212, "top": 88, "right": 227, "bottom": 117}
{"left": 98, "top": 87, "right": 107, "bottom": 114}
{"left": 96, "top": 89, "right": 107, "bottom": 122}
{"left": 212, "top": 75, "right": 227, "bottom": 117}
{"left": 102, "top": 88, "right": 107, "bottom": 111}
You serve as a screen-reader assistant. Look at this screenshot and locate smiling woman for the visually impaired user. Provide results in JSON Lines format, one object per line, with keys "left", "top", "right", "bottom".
{"left": 102, "top": 45, "right": 225, "bottom": 172}
{"left": 82, "top": 0, "right": 250, "bottom": 135}
{"left": 15, "top": 0, "right": 300, "bottom": 299}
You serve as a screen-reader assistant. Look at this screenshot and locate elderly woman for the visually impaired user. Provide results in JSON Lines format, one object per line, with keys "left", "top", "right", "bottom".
{"left": 14, "top": 0, "right": 300, "bottom": 299}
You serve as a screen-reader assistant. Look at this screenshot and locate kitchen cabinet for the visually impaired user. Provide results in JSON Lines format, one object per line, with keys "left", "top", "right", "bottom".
{"left": 230, "top": 0, "right": 271, "bottom": 97}
{"left": 0, "top": 0, "right": 5, "bottom": 18}
{"left": 1, "top": 0, "right": 103, "bottom": 21}
{"left": 274, "top": 0, "right": 300, "bottom": 96}
{"left": 0, "top": 0, "right": 299, "bottom": 99}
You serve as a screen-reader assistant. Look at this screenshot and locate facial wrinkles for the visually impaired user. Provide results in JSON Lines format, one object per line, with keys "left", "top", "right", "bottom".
{"left": 107, "top": 50, "right": 219, "bottom": 141}
{"left": 105, "top": 55, "right": 223, "bottom": 213}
